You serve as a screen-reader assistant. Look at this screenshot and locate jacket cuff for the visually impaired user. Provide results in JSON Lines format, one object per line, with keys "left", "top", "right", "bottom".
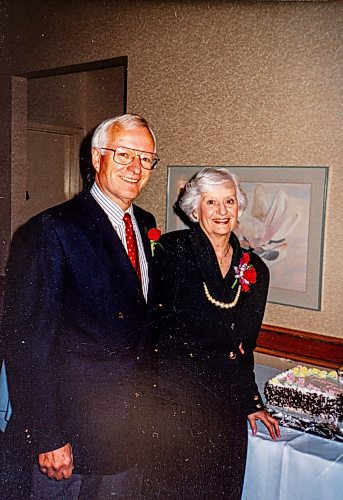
{"left": 246, "top": 391, "right": 265, "bottom": 415}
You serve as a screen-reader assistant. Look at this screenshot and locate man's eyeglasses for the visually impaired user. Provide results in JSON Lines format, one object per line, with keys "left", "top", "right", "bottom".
{"left": 100, "top": 146, "right": 160, "bottom": 170}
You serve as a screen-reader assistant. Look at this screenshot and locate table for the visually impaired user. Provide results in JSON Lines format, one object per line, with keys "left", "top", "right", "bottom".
{"left": 2, "top": 362, "right": 343, "bottom": 500}
{"left": 242, "top": 365, "right": 343, "bottom": 500}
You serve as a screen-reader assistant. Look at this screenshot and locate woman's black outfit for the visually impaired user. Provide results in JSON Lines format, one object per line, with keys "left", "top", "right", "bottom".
{"left": 145, "top": 225, "right": 269, "bottom": 499}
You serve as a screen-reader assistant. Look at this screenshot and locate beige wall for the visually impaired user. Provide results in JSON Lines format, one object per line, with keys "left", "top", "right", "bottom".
{"left": 1, "top": 0, "right": 342, "bottom": 337}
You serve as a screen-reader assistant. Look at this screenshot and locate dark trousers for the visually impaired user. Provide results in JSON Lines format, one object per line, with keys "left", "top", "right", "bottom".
{"left": 30, "top": 465, "right": 142, "bottom": 499}
{"left": 1, "top": 422, "right": 142, "bottom": 499}
{"left": 0, "top": 450, "right": 141, "bottom": 500}
{"left": 0, "top": 429, "right": 32, "bottom": 500}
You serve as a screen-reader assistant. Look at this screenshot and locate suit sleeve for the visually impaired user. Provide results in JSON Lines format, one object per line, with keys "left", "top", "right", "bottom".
{"left": 236, "top": 256, "right": 270, "bottom": 415}
{"left": 1, "top": 217, "right": 68, "bottom": 453}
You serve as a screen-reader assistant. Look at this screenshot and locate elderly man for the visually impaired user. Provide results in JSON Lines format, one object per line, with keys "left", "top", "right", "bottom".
{"left": 0, "top": 114, "right": 160, "bottom": 498}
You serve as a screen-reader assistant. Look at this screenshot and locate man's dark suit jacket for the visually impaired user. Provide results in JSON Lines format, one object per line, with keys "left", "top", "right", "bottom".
{"left": 0, "top": 190, "right": 159, "bottom": 474}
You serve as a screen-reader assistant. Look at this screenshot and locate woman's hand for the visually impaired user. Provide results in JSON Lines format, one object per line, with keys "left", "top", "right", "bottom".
{"left": 248, "top": 410, "right": 281, "bottom": 440}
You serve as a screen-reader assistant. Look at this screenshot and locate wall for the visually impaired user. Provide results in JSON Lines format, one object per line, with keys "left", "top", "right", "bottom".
{"left": 1, "top": 0, "right": 342, "bottom": 338}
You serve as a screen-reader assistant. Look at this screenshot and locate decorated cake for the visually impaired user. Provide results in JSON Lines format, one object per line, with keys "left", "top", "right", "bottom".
{"left": 264, "top": 365, "right": 343, "bottom": 423}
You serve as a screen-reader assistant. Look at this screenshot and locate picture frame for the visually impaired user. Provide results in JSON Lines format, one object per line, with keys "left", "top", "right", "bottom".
{"left": 166, "top": 166, "right": 328, "bottom": 310}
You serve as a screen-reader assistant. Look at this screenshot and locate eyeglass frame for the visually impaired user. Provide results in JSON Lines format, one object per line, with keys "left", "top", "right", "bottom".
{"left": 99, "top": 146, "right": 160, "bottom": 170}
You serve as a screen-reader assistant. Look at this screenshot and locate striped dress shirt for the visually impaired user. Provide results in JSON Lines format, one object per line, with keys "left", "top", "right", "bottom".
{"left": 90, "top": 182, "right": 149, "bottom": 301}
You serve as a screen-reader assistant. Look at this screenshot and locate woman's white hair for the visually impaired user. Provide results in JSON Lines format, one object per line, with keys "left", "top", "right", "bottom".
{"left": 91, "top": 113, "right": 156, "bottom": 150}
{"left": 179, "top": 167, "right": 247, "bottom": 222}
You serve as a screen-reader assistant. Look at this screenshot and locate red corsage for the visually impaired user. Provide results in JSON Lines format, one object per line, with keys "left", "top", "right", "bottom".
{"left": 233, "top": 252, "right": 257, "bottom": 292}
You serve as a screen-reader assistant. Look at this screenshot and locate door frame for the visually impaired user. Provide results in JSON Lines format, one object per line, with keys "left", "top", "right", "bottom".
{"left": 11, "top": 56, "right": 128, "bottom": 232}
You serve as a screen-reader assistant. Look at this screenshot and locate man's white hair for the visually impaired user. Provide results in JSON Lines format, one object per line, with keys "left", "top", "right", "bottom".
{"left": 91, "top": 113, "right": 156, "bottom": 151}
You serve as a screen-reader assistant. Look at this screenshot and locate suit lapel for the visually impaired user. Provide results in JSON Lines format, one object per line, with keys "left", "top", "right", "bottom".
{"left": 188, "top": 225, "right": 240, "bottom": 302}
{"left": 75, "top": 191, "right": 144, "bottom": 298}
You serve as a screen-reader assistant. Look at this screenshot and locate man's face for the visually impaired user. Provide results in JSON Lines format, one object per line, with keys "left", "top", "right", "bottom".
{"left": 92, "top": 125, "right": 155, "bottom": 210}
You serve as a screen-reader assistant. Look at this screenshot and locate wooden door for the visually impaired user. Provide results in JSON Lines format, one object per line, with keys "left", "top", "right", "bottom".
{"left": 25, "top": 122, "right": 83, "bottom": 221}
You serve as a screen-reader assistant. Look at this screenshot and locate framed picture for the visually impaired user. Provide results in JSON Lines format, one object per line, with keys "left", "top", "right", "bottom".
{"left": 166, "top": 166, "right": 328, "bottom": 310}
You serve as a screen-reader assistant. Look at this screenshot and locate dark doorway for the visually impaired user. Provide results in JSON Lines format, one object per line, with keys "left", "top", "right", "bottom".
{"left": 11, "top": 56, "right": 127, "bottom": 230}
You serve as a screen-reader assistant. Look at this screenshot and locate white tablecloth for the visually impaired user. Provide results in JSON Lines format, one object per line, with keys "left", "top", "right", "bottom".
{"left": 242, "top": 421, "right": 343, "bottom": 500}
{"left": 242, "top": 364, "right": 343, "bottom": 500}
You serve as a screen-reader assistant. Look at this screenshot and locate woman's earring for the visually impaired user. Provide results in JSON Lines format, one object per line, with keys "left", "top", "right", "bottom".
{"left": 193, "top": 213, "right": 198, "bottom": 221}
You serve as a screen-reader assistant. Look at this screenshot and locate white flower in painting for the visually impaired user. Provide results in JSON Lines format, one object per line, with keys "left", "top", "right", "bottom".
{"left": 235, "top": 184, "right": 300, "bottom": 265}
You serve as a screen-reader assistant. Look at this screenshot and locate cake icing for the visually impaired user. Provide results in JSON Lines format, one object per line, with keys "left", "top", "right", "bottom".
{"left": 264, "top": 365, "right": 343, "bottom": 423}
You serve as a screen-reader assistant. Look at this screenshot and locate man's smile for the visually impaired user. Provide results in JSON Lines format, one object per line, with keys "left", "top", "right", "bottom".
{"left": 120, "top": 175, "right": 139, "bottom": 184}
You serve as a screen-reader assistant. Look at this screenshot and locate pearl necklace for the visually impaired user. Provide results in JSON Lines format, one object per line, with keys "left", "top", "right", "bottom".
{"left": 203, "top": 282, "right": 241, "bottom": 309}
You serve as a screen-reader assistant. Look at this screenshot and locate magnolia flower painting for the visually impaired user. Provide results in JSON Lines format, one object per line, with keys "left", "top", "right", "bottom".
{"left": 234, "top": 182, "right": 310, "bottom": 293}
{"left": 235, "top": 183, "right": 301, "bottom": 264}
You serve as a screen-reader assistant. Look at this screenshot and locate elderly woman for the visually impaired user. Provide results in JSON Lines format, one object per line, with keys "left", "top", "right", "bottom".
{"left": 147, "top": 167, "right": 280, "bottom": 499}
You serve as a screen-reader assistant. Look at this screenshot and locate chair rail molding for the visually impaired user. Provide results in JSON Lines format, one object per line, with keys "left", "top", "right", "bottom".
{"left": 257, "top": 324, "right": 343, "bottom": 369}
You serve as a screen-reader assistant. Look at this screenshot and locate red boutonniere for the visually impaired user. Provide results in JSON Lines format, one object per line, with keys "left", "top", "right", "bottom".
{"left": 146, "top": 227, "right": 163, "bottom": 256}
{"left": 233, "top": 252, "right": 257, "bottom": 292}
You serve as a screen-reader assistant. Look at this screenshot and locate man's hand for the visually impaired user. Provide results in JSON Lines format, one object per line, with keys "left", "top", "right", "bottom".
{"left": 38, "top": 443, "right": 74, "bottom": 480}
{"left": 248, "top": 410, "right": 281, "bottom": 440}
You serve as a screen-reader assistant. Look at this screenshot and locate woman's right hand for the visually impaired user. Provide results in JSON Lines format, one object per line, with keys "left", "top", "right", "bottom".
{"left": 248, "top": 410, "right": 281, "bottom": 440}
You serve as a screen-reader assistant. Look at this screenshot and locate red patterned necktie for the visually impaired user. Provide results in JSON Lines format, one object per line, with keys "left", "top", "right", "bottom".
{"left": 123, "top": 213, "right": 141, "bottom": 280}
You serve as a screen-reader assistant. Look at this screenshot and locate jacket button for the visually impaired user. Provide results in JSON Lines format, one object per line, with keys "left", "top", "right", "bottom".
{"left": 228, "top": 351, "right": 236, "bottom": 360}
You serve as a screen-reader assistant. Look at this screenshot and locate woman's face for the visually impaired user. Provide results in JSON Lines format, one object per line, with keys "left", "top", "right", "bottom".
{"left": 195, "top": 182, "right": 239, "bottom": 239}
